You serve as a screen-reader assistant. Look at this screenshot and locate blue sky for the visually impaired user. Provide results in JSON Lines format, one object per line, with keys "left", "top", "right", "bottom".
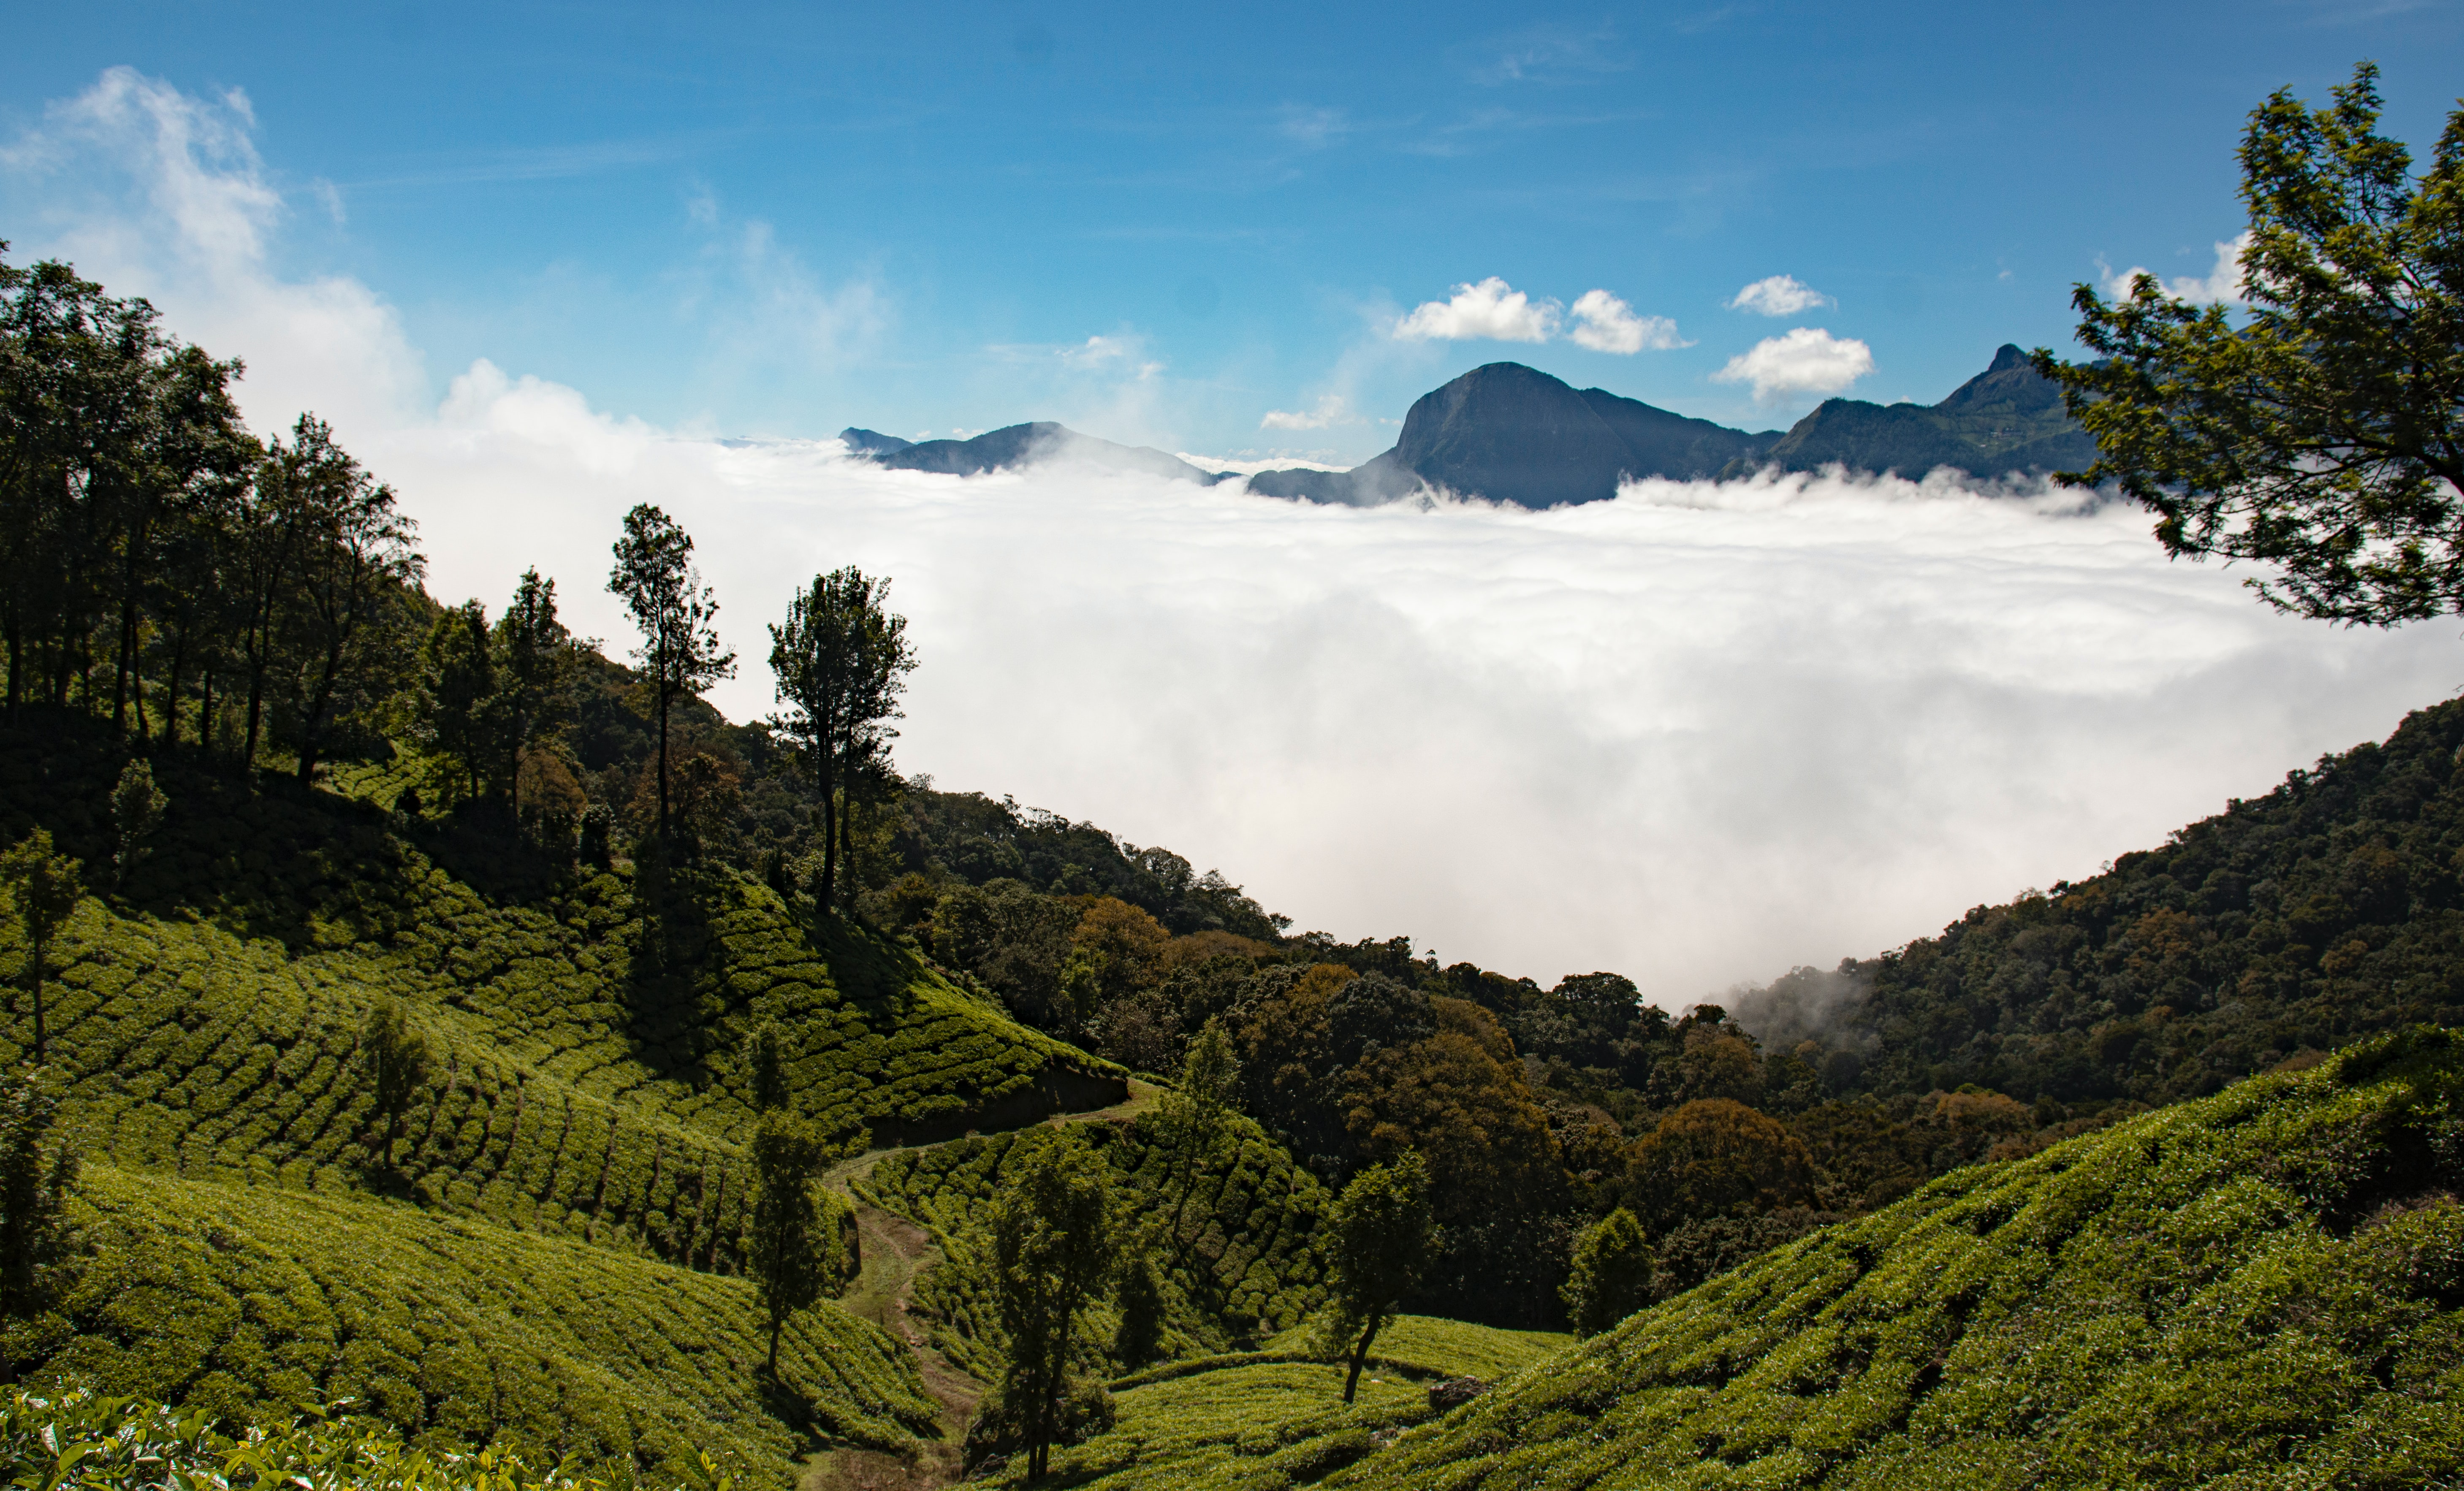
{"left": 6, "top": 1, "right": 2463, "bottom": 464}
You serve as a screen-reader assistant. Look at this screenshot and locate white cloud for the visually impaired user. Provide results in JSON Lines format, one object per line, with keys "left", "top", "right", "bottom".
{"left": 2100, "top": 231, "right": 2251, "bottom": 305}
{"left": 0, "top": 66, "right": 428, "bottom": 441}
{"left": 15, "top": 69, "right": 2458, "bottom": 1008}
{"left": 1261, "top": 394, "right": 1357, "bottom": 431}
{"left": 383, "top": 419, "right": 2453, "bottom": 1004}
{"left": 1278, "top": 105, "right": 1351, "bottom": 147}
{"left": 1568, "top": 289, "right": 1687, "bottom": 353}
{"left": 1712, "top": 327, "right": 1874, "bottom": 403}
{"left": 1394, "top": 276, "right": 1559, "bottom": 342}
{"left": 1729, "top": 274, "right": 1834, "bottom": 316}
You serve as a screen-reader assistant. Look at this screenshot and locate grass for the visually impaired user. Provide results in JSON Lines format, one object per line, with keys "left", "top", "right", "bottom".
{"left": 1327, "top": 1025, "right": 2464, "bottom": 1491}
{"left": 23, "top": 1163, "right": 941, "bottom": 1486}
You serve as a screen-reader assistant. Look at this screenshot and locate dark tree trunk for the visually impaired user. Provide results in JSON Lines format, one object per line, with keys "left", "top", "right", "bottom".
{"left": 1343, "top": 1315, "right": 1384, "bottom": 1404}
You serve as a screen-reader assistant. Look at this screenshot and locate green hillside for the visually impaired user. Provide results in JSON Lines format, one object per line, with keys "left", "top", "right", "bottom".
{"left": 1791, "top": 692, "right": 2464, "bottom": 1106}
{"left": 1331, "top": 1025, "right": 2464, "bottom": 1490}
{"left": 0, "top": 717, "right": 1134, "bottom": 1481}
{"left": 855, "top": 1112, "right": 1335, "bottom": 1377}
{"left": 35, "top": 1163, "right": 938, "bottom": 1484}
{"left": 975, "top": 1316, "right": 1567, "bottom": 1490}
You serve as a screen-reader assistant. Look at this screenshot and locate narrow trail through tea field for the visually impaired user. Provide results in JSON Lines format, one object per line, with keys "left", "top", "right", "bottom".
{"left": 808, "top": 1080, "right": 1160, "bottom": 1489}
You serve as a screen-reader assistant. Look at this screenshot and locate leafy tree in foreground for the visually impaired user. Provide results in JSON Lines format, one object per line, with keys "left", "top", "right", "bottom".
{"left": 1561, "top": 1207, "right": 1653, "bottom": 1338}
{"left": 1319, "top": 1149, "right": 1435, "bottom": 1404}
{"left": 767, "top": 567, "right": 915, "bottom": 914}
{"left": 0, "top": 1069, "right": 76, "bottom": 1368}
{"left": 2038, "top": 62, "right": 2464, "bottom": 624}
{"left": 357, "top": 997, "right": 431, "bottom": 1162}
{"left": 109, "top": 758, "right": 164, "bottom": 890}
{"left": 990, "top": 1128, "right": 1122, "bottom": 1479}
{"left": 608, "top": 504, "right": 734, "bottom": 842}
{"left": 0, "top": 831, "right": 80, "bottom": 1065}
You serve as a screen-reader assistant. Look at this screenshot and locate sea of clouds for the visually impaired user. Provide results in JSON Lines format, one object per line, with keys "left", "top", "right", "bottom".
{"left": 8, "top": 68, "right": 2460, "bottom": 1006}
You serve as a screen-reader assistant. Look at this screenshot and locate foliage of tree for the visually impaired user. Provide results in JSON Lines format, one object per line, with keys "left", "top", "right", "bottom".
{"left": 988, "top": 1128, "right": 1123, "bottom": 1478}
{"left": 1319, "top": 1150, "right": 1435, "bottom": 1404}
{"left": 494, "top": 567, "right": 578, "bottom": 811}
{"left": 608, "top": 504, "right": 734, "bottom": 843}
{"left": 1560, "top": 1208, "right": 1651, "bottom": 1338}
{"left": 2039, "top": 64, "right": 2464, "bottom": 625}
{"left": 748, "top": 1110, "right": 841, "bottom": 1373}
{"left": 1155, "top": 1019, "right": 1239, "bottom": 1268}
{"left": 356, "top": 996, "right": 431, "bottom": 1163}
{"left": 1622, "top": 1098, "right": 1813, "bottom": 1233}
{"left": 0, "top": 1069, "right": 76, "bottom": 1336}
{"left": 0, "top": 828, "right": 80, "bottom": 1064}
{"left": 108, "top": 757, "right": 163, "bottom": 890}
{"left": 418, "top": 599, "right": 499, "bottom": 802}
{"left": 767, "top": 568, "right": 916, "bottom": 914}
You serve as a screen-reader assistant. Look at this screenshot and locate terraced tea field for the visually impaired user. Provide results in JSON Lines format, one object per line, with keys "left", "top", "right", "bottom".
{"left": 857, "top": 1112, "right": 1336, "bottom": 1376}
{"left": 51, "top": 1163, "right": 940, "bottom": 1484}
{"left": 974, "top": 1316, "right": 1569, "bottom": 1490}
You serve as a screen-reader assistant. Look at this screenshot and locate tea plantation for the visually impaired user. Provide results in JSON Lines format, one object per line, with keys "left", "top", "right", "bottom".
{"left": 27, "top": 1164, "right": 939, "bottom": 1483}
{"left": 857, "top": 1112, "right": 1336, "bottom": 1377}
{"left": 0, "top": 721, "right": 1129, "bottom": 1482}
{"left": 1331, "top": 1027, "right": 2464, "bottom": 1491}
{"left": 977, "top": 1316, "right": 1568, "bottom": 1490}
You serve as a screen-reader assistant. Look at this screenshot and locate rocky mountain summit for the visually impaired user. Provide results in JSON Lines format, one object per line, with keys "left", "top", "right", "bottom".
{"left": 839, "top": 344, "right": 2098, "bottom": 509}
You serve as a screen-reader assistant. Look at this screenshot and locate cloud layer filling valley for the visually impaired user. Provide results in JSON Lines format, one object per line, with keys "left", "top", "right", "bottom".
{"left": 392, "top": 381, "right": 2457, "bottom": 1003}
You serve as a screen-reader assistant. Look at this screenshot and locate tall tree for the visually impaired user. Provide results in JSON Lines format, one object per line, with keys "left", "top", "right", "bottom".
{"left": 0, "top": 1069, "right": 77, "bottom": 1377}
{"left": 608, "top": 505, "right": 734, "bottom": 842}
{"left": 1156, "top": 1019, "right": 1240, "bottom": 1269}
{"left": 263, "top": 417, "right": 422, "bottom": 783}
{"left": 1320, "top": 1149, "right": 1436, "bottom": 1404}
{"left": 110, "top": 758, "right": 166, "bottom": 891}
{"left": 357, "top": 996, "right": 432, "bottom": 1163}
{"left": 1561, "top": 1207, "right": 1653, "bottom": 1337}
{"left": 494, "top": 567, "right": 578, "bottom": 812}
{"left": 0, "top": 831, "right": 81, "bottom": 1065}
{"left": 744, "top": 1022, "right": 853, "bottom": 1374}
{"left": 2038, "top": 63, "right": 2464, "bottom": 625}
{"left": 767, "top": 567, "right": 916, "bottom": 913}
{"left": 418, "top": 600, "right": 501, "bottom": 803}
{"left": 990, "top": 1128, "right": 1123, "bottom": 1479}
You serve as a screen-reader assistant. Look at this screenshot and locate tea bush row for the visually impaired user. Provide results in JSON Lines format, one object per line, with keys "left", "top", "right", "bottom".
{"left": 14, "top": 1164, "right": 942, "bottom": 1486}
{"left": 974, "top": 1319, "right": 1565, "bottom": 1491}
{"left": 857, "top": 1113, "right": 1338, "bottom": 1377}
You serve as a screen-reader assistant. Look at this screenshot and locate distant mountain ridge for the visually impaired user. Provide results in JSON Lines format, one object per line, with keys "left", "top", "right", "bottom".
{"left": 839, "top": 343, "right": 2098, "bottom": 509}
{"left": 843, "top": 422, "right": 1234, "bottom": 485}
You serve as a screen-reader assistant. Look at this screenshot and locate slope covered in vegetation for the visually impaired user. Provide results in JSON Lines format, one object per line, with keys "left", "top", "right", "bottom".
{"left": 856, "top": 1112, "right": 1335, "bottom": 1377}
{"left": 1332, "top": 1025, "right": 2464, "bottom": 1491}
{"left": 980, "top": 1317, "right": 1567, "bottom": 1491}
{"left": 35, "top": 1164, "right": 938, "bottom": 1484}
{"left": 0, "top": 716, "right": 1129, "bottom": 1479}
{"left": 1772, "top": 693, "right": 2464, "bottom": 1106}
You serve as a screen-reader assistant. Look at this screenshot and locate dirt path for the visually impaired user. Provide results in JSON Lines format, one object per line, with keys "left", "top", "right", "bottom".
{"left": 805, "top": 1079, "right": 1159, "bottom": 1490}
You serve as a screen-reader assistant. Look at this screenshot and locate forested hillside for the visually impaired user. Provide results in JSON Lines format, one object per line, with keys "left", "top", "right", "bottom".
{"left": 1747, "top": 694, "right": 2464, "bottom": 1106}
{"left": 1335, "top": 1026, "right": 2464, "bottom": 1490}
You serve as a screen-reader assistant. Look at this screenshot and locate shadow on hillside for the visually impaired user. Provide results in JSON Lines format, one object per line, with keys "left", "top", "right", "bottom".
{"left": 616, "top": 853, "right": 739, "bottom": 1089}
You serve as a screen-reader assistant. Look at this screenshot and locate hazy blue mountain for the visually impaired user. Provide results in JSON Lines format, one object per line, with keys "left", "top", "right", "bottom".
{"left": 1251, "top": 363, "right": 1778, "bottom": 508}
{"left": 843, "top": 345, "right": 2093, "bottom": 509}
{"left": 1731, "top": 344, "right": 2099, "bottom": 480}
{"left": 855, "top": 421, "right": 1233, "bottom": 485}
{"left": 839, "top": 427, "right": 914, "bottom": 456}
